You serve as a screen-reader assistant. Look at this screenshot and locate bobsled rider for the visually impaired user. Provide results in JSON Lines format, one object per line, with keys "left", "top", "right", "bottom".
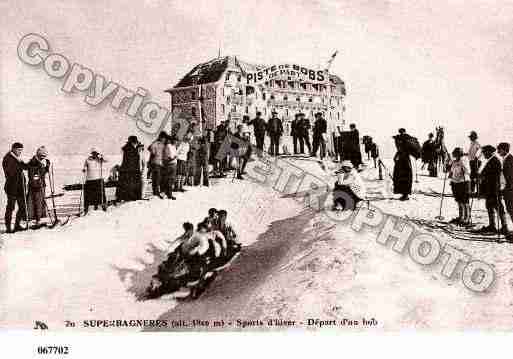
{"left": 333, "top": 160, "right": 366, "bottom": 211}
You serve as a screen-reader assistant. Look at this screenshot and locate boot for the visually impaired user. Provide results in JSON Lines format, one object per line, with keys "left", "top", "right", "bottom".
{"left": 5, "top": 223, "right": 13, "bottom": 234}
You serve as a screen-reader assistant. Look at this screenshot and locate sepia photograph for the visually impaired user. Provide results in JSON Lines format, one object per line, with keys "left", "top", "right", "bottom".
{"left": 1, "top": 0, "right": 513, "bottom": 356}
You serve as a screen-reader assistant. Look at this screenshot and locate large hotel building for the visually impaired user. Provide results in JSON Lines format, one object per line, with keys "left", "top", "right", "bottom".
{"left": 165, "top": 56, "right": 346, "bottom": 150}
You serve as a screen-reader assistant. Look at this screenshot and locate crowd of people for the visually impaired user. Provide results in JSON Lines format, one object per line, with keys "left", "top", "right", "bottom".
{"left": 394, "top": 128, "right": 513, "bottom": 241}
{"left": 147, "top": 208, "right": 241, "bottom": 299}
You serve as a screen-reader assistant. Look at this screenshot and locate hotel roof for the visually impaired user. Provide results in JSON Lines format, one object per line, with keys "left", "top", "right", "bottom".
{"left": 167, "top": 55, "right": 344, "bottom": 91}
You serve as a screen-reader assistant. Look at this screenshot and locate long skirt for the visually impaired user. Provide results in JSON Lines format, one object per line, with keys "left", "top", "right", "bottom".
{"left": 84, "top": 179, "right": 106, "bottom": 207}
{"left": 117, "top": 170, "right": 142, "bottom": 201}
{"left": 393, "top": 154, "right": 413, "bottom": 195}
{"left": 26, "top": 187, "right": 48, "bottom": 221}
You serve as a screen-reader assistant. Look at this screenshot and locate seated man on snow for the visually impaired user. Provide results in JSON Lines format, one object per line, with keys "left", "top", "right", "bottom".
{"left": 333, "top": 160, "right": 366, "bottom": 211}
{"left": 217, "top": 209, "right": 242, "bottom": 255}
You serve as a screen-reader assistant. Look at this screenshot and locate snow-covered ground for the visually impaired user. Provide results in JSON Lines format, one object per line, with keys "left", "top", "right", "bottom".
{"left": 1, "top": 155, "right": 513, "bottom": 331}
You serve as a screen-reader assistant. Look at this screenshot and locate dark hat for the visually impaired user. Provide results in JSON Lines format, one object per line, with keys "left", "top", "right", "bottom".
{"left": 128, "top": 135, "right": 139, "bottom": 144}
{"left": 298, "top": 112, "right": 305, "bottom": 117}
{"left": 11, "top": 142, "right": 23, "bottom": 150}
{"left": 452, "top": 147, "right": 463, "bottom": 157}
{"left": 469, "top": 131, "right": 478, "bottom": 139}
{"left": 256, "top": 111, "right": 262, "bottom": 116}
{"left": 481, "top": 145, "right": 496, "bottom": 153}
{"left": 428, "top": 132, "right": 434, "bottom": 138}
{"left": 315, "top": 112, "right": 323, "bottom": 118}
{"left": 498, "top": 142, "right": 510, "bottom": 152}
{"left": 398, "top": 128, "right": 406, "bottom": 134}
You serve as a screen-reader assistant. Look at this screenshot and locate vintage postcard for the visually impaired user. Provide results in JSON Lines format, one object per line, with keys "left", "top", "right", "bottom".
{"left": 1, "top": 1, "right": 513, "bottom": 349}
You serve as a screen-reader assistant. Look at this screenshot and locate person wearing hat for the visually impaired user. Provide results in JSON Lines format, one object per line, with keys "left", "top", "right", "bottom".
{"left": 118, "top": 136, "right": 144, "bottom": 202}
{"left": 297, "top": 113, "right": 311, "bottom": 155}
{"left": 476, "top": 145, "right": 508, "bottom": 234}
{"left": 26, "top": 146, "right": 50, "bottom": 228}
{"left": 332, "top": 160, "right": 366, "bottom": 211}
{"left": 421, "top": 133, "right": 437, "bottom": 177}
{"left": 497, "top": 142, "right": 513, "bottom": 241}
{"left": 312, "top": 112, "right": 327, "bottom": 159}
{"left": 148, "top": 131, "right": 167, "bottom": 198}
{"left": 448, "top": 147, "right": 471, "bottom": 225}
{"left": 266, "top": 109, "right": 283, "bottom": 156}
{"left": 248, "top": 111, "right": 267, "bottom": 153}
{"left": 348, "top": 123, "right": 362, "bottom": 167}
{"left": 83, "top": 148, "right": 107, "bottom": 214}
{"left": 290, "top": 113, "right": 301, "bottom": 155}
{"left": 2, "top": 142, "right": 29, "bottom": 233}
{"left": 466, "top": 130, "right": 481, "bottom": 194}
{"left": 392, "top": 134, "right": 413, "bottom": 201}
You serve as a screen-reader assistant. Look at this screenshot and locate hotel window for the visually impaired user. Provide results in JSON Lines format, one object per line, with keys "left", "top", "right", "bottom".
{"left": 300, "top": 83, "right": 307, "bottom": 91}
{"left": 191, "top": 107, "right": 196, "bottom": 117}
{"left": 246, "top": 106, "right": 249, "bottom": 113}
{"left": 221, "top": 104, "right": 225, "bottom": 115}
{"left": 270, "top": 94, "right": 275, "bottom": 100}
{"left": 296, "top": 97, "right": 300, "bottom": 102}
{"left": 285, "top": 109, "right": 289, "bottom": 116}
{"left": 288, "top": 81, "right": 295, "bottom": 89}
{"left": 191, "top": 91, "right": 196, "bottom": 100}
{"left": 237, "top": 75, "right": 241, "bottom": 82}
{"left": 263, "top": 93, "right": 266, "bottom": 100}
{"left": 283, "top": 95, "right": 288, "bottom": 101}
{"left": 308, "top": 98, "right": 313, "bottom": 103}
{"left": 225, "top": 72, "right": 230, "bottom": 81}
{"left": 232, "top": 105, "right": 237, "bottom": 112}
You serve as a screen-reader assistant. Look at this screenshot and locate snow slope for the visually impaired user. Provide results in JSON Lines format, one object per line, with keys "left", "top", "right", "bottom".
{"left": 2, "top": 156, "right": 513, "bottom": 331}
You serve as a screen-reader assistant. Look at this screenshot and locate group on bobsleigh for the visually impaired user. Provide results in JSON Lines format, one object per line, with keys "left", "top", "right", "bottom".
{"left": 146, "top": 208, "right": 242, "bottom": 299}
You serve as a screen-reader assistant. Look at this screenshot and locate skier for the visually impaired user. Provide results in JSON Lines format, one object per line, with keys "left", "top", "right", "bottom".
{"left": 267, "top": 110, "right": 283, "bottom": 156}
{"left": 392, "top": 134, "right": 413, "bottom": 201}
{"left": 2, "top": 142, "right": 28, "bottom": 233}
{"left": 312, "top": 112, "right": 327, "bottom": 159}
{"left": 466, "top": 130, "right": 481, "bottom": 195}
{"left": 448, "top": 147, "right": 471, "bottom": 225}
{"left": 26, "top": 146, "right": 50, "bottom": 229}
{"left": 333, "top": 160, "right": 366, "bottom": 211}
{"left": 370, "top": 140, "right": 379, "bottom": 168}
{"left": 475, "top": 145, "right": 508, "bottom": 234}
{"left": 82, "top": 148, "right": 107, "bottom": 214}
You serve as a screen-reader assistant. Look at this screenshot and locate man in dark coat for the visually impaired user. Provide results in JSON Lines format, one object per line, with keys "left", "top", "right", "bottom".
{"left": 290, "top": 114, "right": 301, "bottom": 154}
{"left": 476, "top": 145, "right": 508, "bottom": 234}
{"left": 421, "top": 133, "right": 437, "bottom": 177}
{"left": 267, "top": 110, "right": 283, "bottom": 156}
{"left": 249, "top": 111, "right": 267, "bottom": 154}
{"left": 349, "top": 123, "right": 362, "bottom": 168}
{"left": 312, "top": 112, "right": 327, "bottom": 159}
{"left": 498, "top": 142, "right": 513, "bottom": 241}
{"left": 393, "top": 135, "right": 413, "bottom": 201}
{"left": 213, "top": 122, "right": 228, "bottom": 177}
{"left": 3, "top": 142, "right": 28, "bottom": 233}
{"left": 194, "top": 135, "right": 210, "bottom": 186}
{"left": 297, "top": 113, "right": 311, "bottom": 154}
{"left": 118, "top": 136, "right": 143, "bottom": 202}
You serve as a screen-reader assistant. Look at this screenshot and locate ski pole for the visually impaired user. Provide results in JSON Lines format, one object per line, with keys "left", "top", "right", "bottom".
{"left": 415, "top": 159, "right": 419, "bottom": 183}
{"left": 435, "top": 170, "right": 448, "bottom": 220}
{"left": 21, "top": 174, "right": 29, "bottom": 230}
{"left": 78, "top": 169, "right": 86, "bottom": 216}
{"left": 49, "top": 163, "right": 59, "bottom": 225}
{"left": 100, "top": 158, "right": 106, "bottom": 210}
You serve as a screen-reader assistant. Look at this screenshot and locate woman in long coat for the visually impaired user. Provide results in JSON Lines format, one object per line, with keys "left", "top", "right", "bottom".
{"left": 393, "top": 136, "right": 413, "bottom": 201}
{"left": 118, "top": 136, "right": 143, "bottom": 202}
{"left": 26, "top": 146, "right": 50, "bottom": 228}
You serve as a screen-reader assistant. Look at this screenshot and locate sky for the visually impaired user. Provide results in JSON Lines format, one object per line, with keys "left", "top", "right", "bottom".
{"left": 1, "top": 0, "right": 513, "bottom": 157}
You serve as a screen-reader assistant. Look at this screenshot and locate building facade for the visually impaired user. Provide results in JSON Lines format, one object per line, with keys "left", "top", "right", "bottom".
{"left": 166, "top": 56, "right": 346, "bottom": 142}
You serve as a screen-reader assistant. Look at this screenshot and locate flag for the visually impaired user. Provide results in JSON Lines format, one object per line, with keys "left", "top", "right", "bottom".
{"left": 326, "top": 50, "right": 338, "bottom": 70}
{"left": 234, "top": 56, "right": 246, "bottom": 76}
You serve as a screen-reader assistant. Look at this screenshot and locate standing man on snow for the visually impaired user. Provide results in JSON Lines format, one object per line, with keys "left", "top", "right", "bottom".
{"left": 249, "top": 111, "right": 267, "bottom": 154}
{"left": 421, "top": 133, "right": 437, "bottom": 177}
{"left": 267, "top": 110, "right": 283, "bottom": 156}
{"left": 3, "top": 142, "right": 28, "bottom": 233}
{"left": 290, "top": 113, "right": 301, "bottom": 155}
{"left": 148, "top": 131, "right": 167, "bottom": 199}
{"left": 498, "top": 142, "right": 513, "bottom": 241}
{"left": 312, "top": 112, "right": 327, "bottom": 160}
{"left": 466, "top": 130, "right": 481, "bottom": 195}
